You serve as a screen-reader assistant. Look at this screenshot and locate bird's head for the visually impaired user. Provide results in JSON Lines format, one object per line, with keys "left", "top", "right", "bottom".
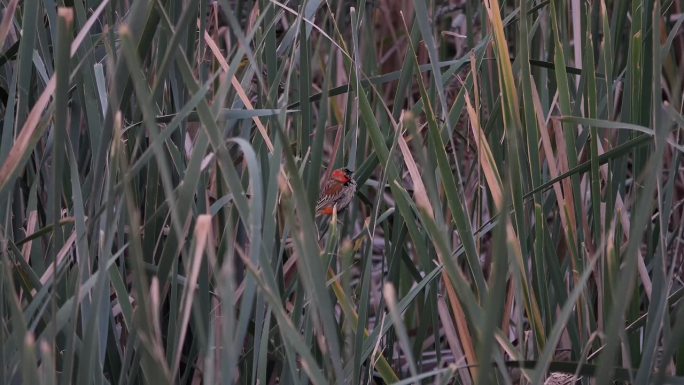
{"left": 331, "top": 168, "right": 354, "bottom": 185}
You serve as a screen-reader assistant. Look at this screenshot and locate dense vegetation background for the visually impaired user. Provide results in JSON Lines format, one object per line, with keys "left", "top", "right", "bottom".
{"left": 1, "top": 0, "right": 684, "bottom": 384}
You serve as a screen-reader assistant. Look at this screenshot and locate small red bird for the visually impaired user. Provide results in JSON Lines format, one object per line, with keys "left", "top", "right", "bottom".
{"left": 316, "top": 168, "right": 356, "bottom": 217}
